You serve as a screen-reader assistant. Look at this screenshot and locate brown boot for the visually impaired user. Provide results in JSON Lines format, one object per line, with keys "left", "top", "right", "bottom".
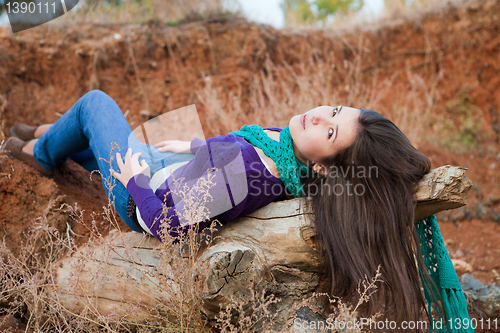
{"left": 10, "top": 123, "right": 37, "bottom": 141}
{"left": 2, "top": 137, "right": 53, "bottom": 176}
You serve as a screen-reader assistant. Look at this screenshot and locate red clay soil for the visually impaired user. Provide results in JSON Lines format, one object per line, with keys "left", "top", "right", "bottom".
{"left": 0, "top": 151, "right": 126, "bottom": 253}
{"left": 0, "top": 0, "right": 499, "bottom": 313}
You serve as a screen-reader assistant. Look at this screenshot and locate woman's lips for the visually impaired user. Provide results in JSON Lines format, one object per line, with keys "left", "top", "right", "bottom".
{"left": 301, "top": 114, "right": 306, "bottom": 129}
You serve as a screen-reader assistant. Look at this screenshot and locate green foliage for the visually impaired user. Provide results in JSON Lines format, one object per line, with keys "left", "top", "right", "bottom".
{"left": 439, "top": 88, "right": 483, "bottom": 153}
{"left": 281, "top": 0, "right": 364, "bottom": 25}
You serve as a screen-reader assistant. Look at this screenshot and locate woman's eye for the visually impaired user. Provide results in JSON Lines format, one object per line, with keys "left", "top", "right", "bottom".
{"left": 332, "top": 107, "right": 338, "bottom": 117}
{"left": 328, "top": 128, "right": 334, "bottom": 138}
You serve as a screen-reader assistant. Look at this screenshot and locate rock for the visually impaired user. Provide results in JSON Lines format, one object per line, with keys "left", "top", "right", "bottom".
{"left": 460, "top": 273, "right": 500, "bottom": 318}
{"left": 452, "top": 259, "right": 473, "bottom": 276}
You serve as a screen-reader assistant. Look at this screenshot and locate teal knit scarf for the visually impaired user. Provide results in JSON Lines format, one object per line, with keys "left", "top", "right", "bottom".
{"left": 231, "top": 125, "right": 311, "bottom": 198}
{"left": 232, "top": 125, "right": 473, "bottom": 332}
{"left": 416, "top": 215, "right": 474, "bottom": 332}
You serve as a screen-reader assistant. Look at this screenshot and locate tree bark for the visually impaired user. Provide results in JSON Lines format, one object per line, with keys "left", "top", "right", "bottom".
{"left": 53, "top": 165, "right": 472, "bottom": 329}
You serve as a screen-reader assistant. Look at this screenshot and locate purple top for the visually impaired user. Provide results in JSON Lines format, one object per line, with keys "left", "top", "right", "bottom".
{"left": 126, "top": 128, "right": 287, "bottom": 241}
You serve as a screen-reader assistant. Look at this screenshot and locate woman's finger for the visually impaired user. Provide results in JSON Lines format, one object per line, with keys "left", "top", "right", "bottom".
{"left": 125, "top": 148, "right": 132, "bottom": 162}
{"left": 153, "top": 141, "right": 165, "bottom": 148}
{"left": 110, "top": 168, "right": 122, "bottom": 182}
{"left": 123, "top": 150, "right": 129, "bottom": 164}
{"left": 131, "top": 152, "right": 142, "bottom": 164}
{"left": 116, "top": 152, "right": 124, "bottom": 169}
{"left": 154, "top": 140, "right": 173, "bottom": 148}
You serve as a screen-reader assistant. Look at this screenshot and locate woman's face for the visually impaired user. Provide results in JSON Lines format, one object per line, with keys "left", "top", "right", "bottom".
{"left": 289, "top": 106, "right": 361, "bottom": 174}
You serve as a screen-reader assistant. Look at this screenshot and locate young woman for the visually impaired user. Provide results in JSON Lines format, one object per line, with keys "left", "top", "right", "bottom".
{"left": 3, "top": 89, "right": 433, "bottom": 328}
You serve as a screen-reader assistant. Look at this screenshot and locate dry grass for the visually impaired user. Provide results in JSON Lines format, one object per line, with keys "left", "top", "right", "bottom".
{"left": 0, "top": 197, "right": 71, "bottom": 331}
{"left": 287, "top": 0, "right": 477, "bottom": 33}
{"left": 0, "top": 150, "right": 383, "bottom": 332}
{"left": 196, "top": 39, "right": 441, "bottom": 148}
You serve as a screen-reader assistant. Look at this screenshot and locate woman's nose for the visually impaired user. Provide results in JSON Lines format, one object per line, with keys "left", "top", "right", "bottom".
{"left": 311, "top": 113, "right": 325, "bottom": 125}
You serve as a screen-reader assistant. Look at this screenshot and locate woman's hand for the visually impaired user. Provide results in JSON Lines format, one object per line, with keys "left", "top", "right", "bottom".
{"left": 112, "top": 148, "right": 150, "bottom": 188}
{"left": 154, "top": 140, "right": 192, "bottom": 154}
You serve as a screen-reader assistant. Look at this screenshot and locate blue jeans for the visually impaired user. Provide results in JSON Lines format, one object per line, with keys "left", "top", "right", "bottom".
{"left": 33, "top": 90, "right": 194, "bottom": 232}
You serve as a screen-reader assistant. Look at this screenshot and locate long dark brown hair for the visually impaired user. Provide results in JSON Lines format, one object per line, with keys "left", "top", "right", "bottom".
{"left": 302, "top": 109, "right": 434, "bottom": 326}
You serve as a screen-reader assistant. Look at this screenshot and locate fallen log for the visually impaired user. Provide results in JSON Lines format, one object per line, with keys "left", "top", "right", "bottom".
{"left": 53, "top": 165, "right": 472, "bottom": 329}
